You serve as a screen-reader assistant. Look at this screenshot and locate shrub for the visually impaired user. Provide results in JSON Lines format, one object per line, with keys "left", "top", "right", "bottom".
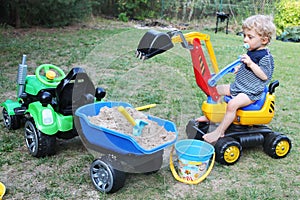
{"left": 0, "top": 0, "right": 92, "bottom": 28}
{"left": 277, "top": 26, "right": 300, "bottom": 42}
{"left": 117, "top": 0, "right": 160, "bottom": 20}
{"left": 274, "top": 0, "right": 300, "bottom": 35}
{"left": 118, "top": 12, "right": 129, "bottom": 22}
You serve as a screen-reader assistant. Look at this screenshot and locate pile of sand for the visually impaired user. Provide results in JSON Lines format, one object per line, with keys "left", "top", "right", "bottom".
{"left": 88, "top": 106, "right": 176, "bottom": 150}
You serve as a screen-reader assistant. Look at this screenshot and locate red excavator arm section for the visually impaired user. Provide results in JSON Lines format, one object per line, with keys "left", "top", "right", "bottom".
{"left": 189, "top": 38, "right": 220, "bottom": 101}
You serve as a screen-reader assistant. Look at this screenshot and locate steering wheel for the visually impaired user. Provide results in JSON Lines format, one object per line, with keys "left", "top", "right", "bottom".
{"left": 35, "top": 64, "right": 66, "bottom": 87}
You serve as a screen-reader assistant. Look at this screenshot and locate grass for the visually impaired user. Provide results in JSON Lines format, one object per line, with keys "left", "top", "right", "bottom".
{"left": 0, "top": 18, "right": 299, "bottom": 199}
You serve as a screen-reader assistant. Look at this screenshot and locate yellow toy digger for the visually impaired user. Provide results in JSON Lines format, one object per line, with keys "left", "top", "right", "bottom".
{"left": 136, "top": 30, "right": 292, "bottom": 165}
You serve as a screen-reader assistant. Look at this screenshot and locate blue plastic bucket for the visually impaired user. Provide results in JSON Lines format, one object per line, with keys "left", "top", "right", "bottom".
{"left": 175, "top": 139, "right": 214, "bottom": 181}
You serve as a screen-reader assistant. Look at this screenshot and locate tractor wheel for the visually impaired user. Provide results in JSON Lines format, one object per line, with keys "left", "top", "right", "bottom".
{"left": 263, "top": 132, "right": 291, "bottom": 159}
{"left": 24, "top": 120, "right": 56, "bottom": 157}
{"left": 2, "top": 108, "right": 21, "bottom": 130}
{"left": 215, "top": 137, "right": 242, "bottom": 165}
{"left": 90, "top": 157, "right": 126, "bottom": 193}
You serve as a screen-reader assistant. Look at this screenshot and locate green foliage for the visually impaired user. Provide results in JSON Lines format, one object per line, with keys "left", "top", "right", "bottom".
{"left": 0, "top": 0, "right": 92, "bottom": 27}
{"left": 118, "top": 12, "right": 129, "bottom": 22}
{"left": 277, "top": 26, "right": 300, "bottom": 42}
{"left": 160, "top": 0, "right": 276, "bottom": 22}
{"left": 275, "top": 0, "right": 300, "bottom": 35}
{"left": 34, "top": 0, "right": 93, "bottom": 27}
{"left": 117, "top": 0, "right": 160, "bottom": 20}
{"left": 91, "top": 0, "right": 119, "bottom": 16}
{"left": 0, "top": 0, "right": 279, "bottom": 27}
{"left": 91, "top": 0, "right": 161, "bottom": 20}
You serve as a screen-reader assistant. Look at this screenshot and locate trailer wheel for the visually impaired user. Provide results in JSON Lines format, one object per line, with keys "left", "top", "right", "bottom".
{"left": 24, "top": 120, "right": 56, "bottom": 157}
{"left": 90, "top": 158, "right": 126, "bottom": 193}
{"left": 263, "top": 132, "right": 291, "bottom": 159}
{"left": 215, "top": 137, "right": 242, "bottom": 165}
{"left": 2, "top": 108, "right": 20, "bottom": 130}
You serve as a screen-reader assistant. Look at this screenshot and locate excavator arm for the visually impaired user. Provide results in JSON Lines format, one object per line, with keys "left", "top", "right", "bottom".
{"left": 136, "top": 30, "right": 221, "bottom": 101}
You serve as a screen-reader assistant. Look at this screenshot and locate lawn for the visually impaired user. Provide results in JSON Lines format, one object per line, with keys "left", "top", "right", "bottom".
{"left": 0, "top": 19, "right": 299, "bottom": 199}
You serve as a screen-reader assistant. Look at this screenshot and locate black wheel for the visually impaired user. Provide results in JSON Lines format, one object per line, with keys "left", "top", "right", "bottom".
{"left": 215, "top": 137, "right": 242, "bottom": 165}
{"left": 24, "top": 120, "right": 56, "bottom": 157}
{"left": 2, "top": 108, "right": 21, "bottom": 130}
{"left": 90, "top": 157, "right": 126, "bottom": 193}
{"left": 263, "top": 132, "right": 292, "bottom": 159}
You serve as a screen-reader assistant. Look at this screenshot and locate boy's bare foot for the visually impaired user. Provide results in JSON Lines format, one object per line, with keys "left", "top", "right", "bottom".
{"left": 196, "top": 116, "right": 209, "bottom": 122}
{"left": 203, "top": 130, "right": 224, "bottom": 144}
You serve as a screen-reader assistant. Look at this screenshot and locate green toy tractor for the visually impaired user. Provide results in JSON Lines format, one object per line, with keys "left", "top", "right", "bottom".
{"left": 1, "top": 55, "right": 106, "bottom": 157}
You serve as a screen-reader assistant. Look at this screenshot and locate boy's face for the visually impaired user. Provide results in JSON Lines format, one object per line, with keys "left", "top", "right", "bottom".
{"left": 243, "top": 28, "right": 268, "bottom": 51}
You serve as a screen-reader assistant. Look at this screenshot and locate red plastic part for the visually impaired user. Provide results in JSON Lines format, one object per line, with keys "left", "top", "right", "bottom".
{"left": 190, "top": 39, "right": 220, "bottom": 101}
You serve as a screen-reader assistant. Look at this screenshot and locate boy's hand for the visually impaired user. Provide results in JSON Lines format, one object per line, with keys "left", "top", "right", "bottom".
{"left": 241, "top": 54, "right": 253, "bottom": 67}
{"left": 241, "top": 54, "right": 268, "bottom": 80}
{"left": 234, "top": 65, "right": 241, "bottom": 74}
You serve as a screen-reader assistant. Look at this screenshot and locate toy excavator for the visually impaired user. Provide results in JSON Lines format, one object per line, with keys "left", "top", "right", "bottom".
{"left": 136, "top": 30, "right": 292, "bottom": 165}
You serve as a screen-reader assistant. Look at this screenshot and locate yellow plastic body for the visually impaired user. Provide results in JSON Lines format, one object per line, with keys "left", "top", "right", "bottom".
{"left": 117, "top": 106, "right": 136, "bottom": 126}
{"left": 0, "top": 181, "right": 5, "bottom": 200}
{"left": 201, "top": 101, "right": 227, "bottom": 123}
{"left": 202, "top": 94, "right": 276, "bottom": 125}
{"left": 171, "top": 32, "right": 219, "bottom": 74}
{"left": 236, "top": 94, "right": 276, "bottom": 125}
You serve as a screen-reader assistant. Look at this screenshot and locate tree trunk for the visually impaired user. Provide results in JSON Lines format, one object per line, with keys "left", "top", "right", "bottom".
{"left": 15, "top": 3, "right": 20, "bottom": 28}
{"left": 188, "top": 0, "right": 195, "bottom": 21}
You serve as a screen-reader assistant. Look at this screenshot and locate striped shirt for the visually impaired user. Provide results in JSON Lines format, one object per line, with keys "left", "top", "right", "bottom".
{"left": 230, "top": 49, "right": 274, "bottom": 100}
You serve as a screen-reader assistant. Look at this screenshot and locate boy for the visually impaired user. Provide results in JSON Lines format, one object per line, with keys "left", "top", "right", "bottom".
{"left": 199, "top": 15, "right": 276, "bottom": 144}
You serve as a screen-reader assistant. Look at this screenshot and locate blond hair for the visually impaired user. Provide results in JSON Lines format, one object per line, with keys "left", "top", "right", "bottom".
{"left": 242, "top": 15, "right": 276, "bottom": 44}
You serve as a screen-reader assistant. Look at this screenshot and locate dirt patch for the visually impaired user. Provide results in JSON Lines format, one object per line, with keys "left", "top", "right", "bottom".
{"left": 87, "top": 106, "right": 176, "bottom": 150}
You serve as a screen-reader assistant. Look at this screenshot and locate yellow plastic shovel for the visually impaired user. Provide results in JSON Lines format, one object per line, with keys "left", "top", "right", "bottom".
{"left": 118, "top": 106, "right": 148, "bottom": 136}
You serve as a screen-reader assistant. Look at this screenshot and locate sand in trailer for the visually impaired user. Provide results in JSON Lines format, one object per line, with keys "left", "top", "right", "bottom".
{"left": 88, "top": 106, "right": 177, "bottom": 150}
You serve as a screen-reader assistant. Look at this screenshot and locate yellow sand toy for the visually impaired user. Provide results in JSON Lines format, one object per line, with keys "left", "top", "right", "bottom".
{"left": 0, "top": 182, "right": 5, "bottom": 200}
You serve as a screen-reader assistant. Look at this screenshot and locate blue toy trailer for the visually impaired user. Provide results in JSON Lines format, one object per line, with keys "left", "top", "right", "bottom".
{"left": 75, "top": 101, "right": 178, "bottom": 193}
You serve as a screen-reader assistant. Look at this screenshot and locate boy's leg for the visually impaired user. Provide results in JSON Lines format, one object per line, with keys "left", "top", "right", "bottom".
{"left": 203, "top": 93, "right": 253, "bottom": 143}
{"left": 196, "top": 84, "right": 231, "bottom": 122}
{"left": 216, "top": 84, "right": 231, "bottom": 96}
{"left": 196, "top": 116, "right": 209, "bottom": 122}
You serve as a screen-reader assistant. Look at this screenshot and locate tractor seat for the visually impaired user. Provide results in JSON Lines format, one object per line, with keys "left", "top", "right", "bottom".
{"left": 224, "top": 87, "right": 268, "bottom": 111}
{"left": 55, "top": 67, "right": 95, "bottom": 115}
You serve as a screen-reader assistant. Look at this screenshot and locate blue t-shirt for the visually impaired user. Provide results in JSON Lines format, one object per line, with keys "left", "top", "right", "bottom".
{"left": 230, "top": 49, "right": 274, "bottom": 100}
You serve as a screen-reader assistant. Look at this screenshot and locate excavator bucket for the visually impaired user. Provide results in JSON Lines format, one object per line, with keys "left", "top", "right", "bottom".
{"left": 136, "top": 30, "right": 174, "bottom": 60}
